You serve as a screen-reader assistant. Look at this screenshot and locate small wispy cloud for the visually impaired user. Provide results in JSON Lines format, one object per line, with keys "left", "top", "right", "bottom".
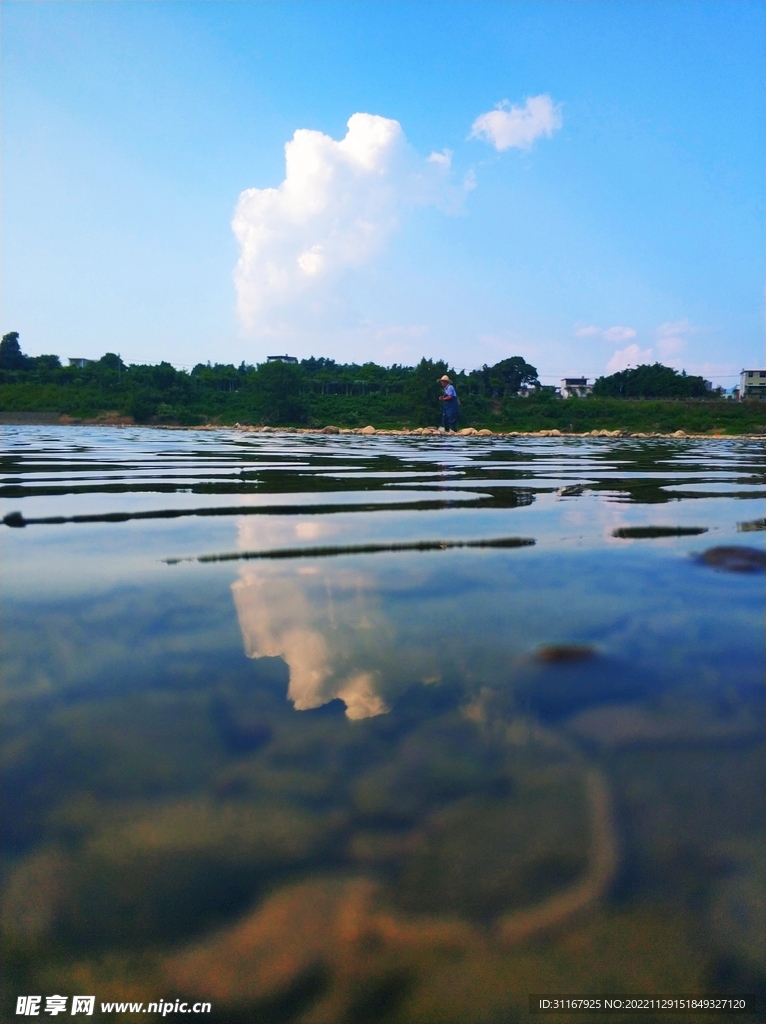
{"left": 469, "top": 95, "right": 562, "bottom": 152}
{"left": 603, "top": 319, "right": 701, "bottom": 374}
{"left": 575, "top": 324, "right": 637, "bottom": 343}
{"left": 427, "top": 149, "right": 452, "bottom": 168}
{"left": 655, "top": 319, "right": 696, "bottom": 365}
{"left": 602, "top": 325, "right": 637, "bottom": 343}
{"left": 574, "top": 325, "right": 602, "bottom": 338}
{"left": 682, "top": 361, "right": 737, "bottom": 381}
{"left": 656, "top": 319, "right": 695, "bottom": 339}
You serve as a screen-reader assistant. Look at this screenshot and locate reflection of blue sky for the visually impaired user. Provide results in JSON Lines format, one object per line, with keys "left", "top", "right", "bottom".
{"left": 2, "top": 569, "right": 247, "bottom": 703}
{"left": 3, "top": 509, "right": 763, "bottom": 740}
{"left": 229, "top": 515, "right": 764, "bottom": 720}
{"left": 4, "top": 491, "right": 763, "bottom": 602}
{"left": 0, "top": 486, "right": 489, "bottom": 522}
{"left": 660, "top": 483, "right": 766, "bottom": 495}
{"left": 3, "top": 428, "right": 762, "bottom": 607}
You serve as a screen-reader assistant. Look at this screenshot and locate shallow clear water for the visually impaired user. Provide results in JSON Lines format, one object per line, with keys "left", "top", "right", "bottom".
{"left": 2, "top": 426, "right": 764, "bottom": 1022}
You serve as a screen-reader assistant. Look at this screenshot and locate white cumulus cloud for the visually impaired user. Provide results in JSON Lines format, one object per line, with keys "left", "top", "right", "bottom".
{"left": 470, "top": 95, "right": 562, "bottom": 152}
{"left": 606, "top": 344, "right": 655, "bottom": 374}
{"left": 232, "top": 113, "right": 453, "bottom": 330}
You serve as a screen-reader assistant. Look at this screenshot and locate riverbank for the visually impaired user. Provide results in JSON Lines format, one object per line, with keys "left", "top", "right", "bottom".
{"left": 2, "top": 380, "right": 765, "bottom": 435}
{"left": 2, "top": 413, "right": 764, "bottom": 439}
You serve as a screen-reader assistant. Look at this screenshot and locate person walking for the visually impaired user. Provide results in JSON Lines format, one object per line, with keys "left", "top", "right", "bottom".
{"left": 438, "top": 374, "right": 459, "bottom": 432}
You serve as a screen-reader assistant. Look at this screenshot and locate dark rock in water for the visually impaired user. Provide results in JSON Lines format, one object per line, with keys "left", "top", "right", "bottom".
{"left": 697, "top": 546, "right": 766, "bottom": 574}
{"left": 516, "top": 654, "right": 646, "bottom": 722}
{"left": 737, "top": 518, "right": 766, "bottom": 533}
{"left": 536, "top": 644, "right": 595, "bottom": 663}
{"left": 613, "top": 525, "right": 708, "bottom": 539}
{"left": 3, "top": 511, "right": 25, "bottom": 528}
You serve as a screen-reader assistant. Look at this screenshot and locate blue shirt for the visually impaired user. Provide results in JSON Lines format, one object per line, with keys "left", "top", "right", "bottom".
{"left": 443, "top": 384, "right": 457, "bottom": 404}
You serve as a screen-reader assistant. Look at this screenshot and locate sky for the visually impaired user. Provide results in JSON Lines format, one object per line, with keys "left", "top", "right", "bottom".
{"left": 2, "top": 1, "right": 763, "bottom": 384}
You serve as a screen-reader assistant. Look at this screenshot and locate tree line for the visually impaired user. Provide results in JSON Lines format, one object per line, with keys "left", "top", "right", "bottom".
{"left": 0, "top": 333, "right": 544, "bottom": 425}
{"left": 1, "top": 331, "right": 752, "bottom": 436}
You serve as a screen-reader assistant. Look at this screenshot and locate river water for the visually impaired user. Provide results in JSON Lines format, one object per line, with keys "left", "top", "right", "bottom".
{"left": 1, "top": 426, "right": 764, "bottom": 1022}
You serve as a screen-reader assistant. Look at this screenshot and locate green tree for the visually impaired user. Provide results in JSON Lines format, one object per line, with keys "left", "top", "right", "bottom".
{"left": 150, "top": 361, "right": 181, "bottom": 392}
{"left": 487, "top": 356, "right": 539, "bottom": 396}
{"left": 0, "top": 332, "right": 28, "bottom": 370}
{"left": 97, "top": 352, "right": 126, "bottom": 372}
{"left": 32, "top": 354, "right": 62, "bottom": 371}
{"left": 593, "top": 363, "right": 709, "bottom": 399}
{"left": 250, "top": 360, "right": 309, "bottom": 424}
{"left": 128, "top": 395, "right": 156, "bottom": 423}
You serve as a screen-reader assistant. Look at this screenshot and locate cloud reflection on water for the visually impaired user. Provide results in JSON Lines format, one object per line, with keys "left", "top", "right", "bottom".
{"left": 232, "top": 518, "right": 393, "bottom": 718}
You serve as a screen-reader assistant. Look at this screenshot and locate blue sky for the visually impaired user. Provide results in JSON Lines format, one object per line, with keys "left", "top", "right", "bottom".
{"left": 2, "top": 1, "right": 763, "bottom": 383}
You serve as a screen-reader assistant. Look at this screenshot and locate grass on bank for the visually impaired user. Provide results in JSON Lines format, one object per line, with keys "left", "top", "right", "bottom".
{"left": 1, "top": 382, "right": 765, "bottom": 435}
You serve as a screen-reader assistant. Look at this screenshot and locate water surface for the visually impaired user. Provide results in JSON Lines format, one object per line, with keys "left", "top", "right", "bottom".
{"left": 2, "top": 426, "right": 764, "bottom": 1022}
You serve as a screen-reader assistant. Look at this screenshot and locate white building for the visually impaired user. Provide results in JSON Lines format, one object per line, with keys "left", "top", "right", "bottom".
{"left": 739, "top": 369, "right": 766, "bottom": 400}
{"left": 560, "top": 377, "right": 593, "bottom": 399}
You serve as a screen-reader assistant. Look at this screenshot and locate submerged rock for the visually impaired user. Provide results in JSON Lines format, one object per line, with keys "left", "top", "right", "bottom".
{"left": 696, "top": 546, "right": 766, "bottom": 573}
{"left": 536, "top": 645, "right": 596, "bottom": 663}
{"left": 515, "top": 650, "right": 646, "bottom": 721}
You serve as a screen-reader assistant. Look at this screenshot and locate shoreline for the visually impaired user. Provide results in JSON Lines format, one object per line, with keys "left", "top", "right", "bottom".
{"left": 1, "top": 415, "right": 763, "bottom": 439}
